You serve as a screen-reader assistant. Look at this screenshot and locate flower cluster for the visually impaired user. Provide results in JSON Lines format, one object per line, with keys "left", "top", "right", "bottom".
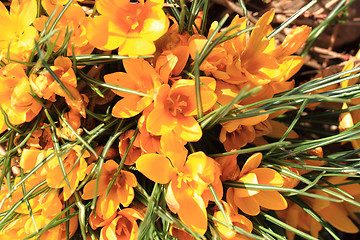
{"left": 0, "top": 0, "right": 360, "bottom": 239}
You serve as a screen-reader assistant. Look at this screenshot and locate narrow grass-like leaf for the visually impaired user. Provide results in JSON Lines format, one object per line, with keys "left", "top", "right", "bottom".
{"left": 0, "top": 132, "right": 15, "bottom": 193}
{"left": 73, "top": 192, "right": 87, "bottom": 240}
{"left": 238, "top": 0, "right": 247, "bottom": 19}
{"left": 253, "top": 224, "right": 287, "bottom": 240}
{"left": 137, "top": 183, "right": 161, "bottom": 240}
{"left": 179, "top": 0, "right": 187, "bottom": 33}
{"left": 264, "top": 99, "right": 309, "bottom": 158}
{"left": 194, "top": 53, "right": 204, "bottom": 118}
{"left": 270, "top": 165, "right": 360, "bottom": 208}
{"left": 209, "top": 184, "right": 231, "bottom": 224}
{"left": 267, "top": 0, "right": 317, "bottom": 38}
{"left": 166, "top": 0, "right": 181, "bottom": 23}
{"left": 224, "top": 181, "right": 342, "bottom": 202}
{"left": 200, "top": 0, "right": 209, "bottom": 34}
{"left": 209, "top": 141, "right": 291, "bottom": 157}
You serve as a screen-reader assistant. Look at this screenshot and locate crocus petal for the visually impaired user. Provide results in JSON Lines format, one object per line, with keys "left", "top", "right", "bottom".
{"left": 234, "top": 195, "right": 260, "bottom": 216}
{"left": 266, "top": 120, "right": 299, "bottom": 139}
{"left": 250, "top": 168, "right": 284, "bottom": 187}
{"left": 103, "top": 216, "right": 120, "bottom": 240}
{"left": 11, "top": 0, "right": 37, "bottom": 28}
{"left": 86, "top": 16, "right": 124, "bottom": 50}
{"left": 146, "top": 105, "right": 177, "bottom": 135}
{"left": 174, "top": 116, "right": 203, "bottom": 142}
{"left": 118, "top": 38, "right": 156, "bottom": 57}
{"left": 253, "top": 190, "right": 287, "bottom": 210}
{"left": 235, "top": 173, "right": 259, "bottom": 197}
{"left": 274, "top": 25, "right": 311, "bottom": 59}
{"left": 277, "top": 56, "right": 305, "bottom": 82}
{"left": 340, "top": 61, "right": 359, "bottom": 88}
{"left": 319, "top": 204, "right": 359, "bottom": 233}
{"left": 186, "top": 151, "right": 216, "bottom": 184}
{"left": 82, "top": 177, "right": 108, "bottom": 199}
{"left": 98, "top": 189, "right": 119, "bottom": 219}
{"left": 214, "top": 212, "right": 236, "bottom": 239}
{"left": 136, "top": 153, "right": 176, "bottom": 184}
{"left": 104, "top": 72, "right": 139, "bottom": 98}
{"left": 112, "top": 95, "right": 149, "bottom": 118}
{"left": 240, "top": 153, "right": 262, "bottom": 176}
{"left": 160, "top": 131, "right": 188, "bottom": 170}
{"left": 20, "top": 149, "right": 50, "bottom": 172}
{"left": 176, "top": 193, "right": 208, "bottom": 235}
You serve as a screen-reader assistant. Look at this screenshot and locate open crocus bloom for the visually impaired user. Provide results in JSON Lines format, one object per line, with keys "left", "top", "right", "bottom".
{"left": 0, "top": 0, "right": 38, "bottom": 62}
{"left": 0, "top": 63, "right": 42, "bottom": 133}
{"left": 82, "top": 160, "right": 137, "bottom": 219}
{"left": 86, "top": 0, "right": 169, "bottom": 57}
{"left": 99, "top": 207, "right": 144, "bottom": 240}
{"left": 227, "top": 153, "right": 287, "bottom": 215}
{"left": 136, "top": 133, "right": 221, "bottom": 234}
{"left": 104, "top": 59, "right": 163, "bottom": 119}
{"left": 146, "top": 77, "right": 217, "bottom": 142}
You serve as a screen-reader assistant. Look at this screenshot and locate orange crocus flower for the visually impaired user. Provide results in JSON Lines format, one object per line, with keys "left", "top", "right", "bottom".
{"left": 154, "top": 16, "right": 190, "bottom": 78}
{"left": 82, "top": 160, "right": 137, "bottom": 219}
{"left": 99, "top": 207, "right": 144, "bottom": 240}
{"left": 0, "top": 63, "right": 42, "bottom": 133}
{"left": 224, "top": 10, "right": 310, "bottom": 85}
{"left": 146, "top": 78, "right": 217, "bottom": 142}
{"left": 190, "top": 10, "right": 310, "bottom": 86}
{"left": 20, "top": 145, "right": 89, "bottom": 201}
{"left": 86, "top": 0, "right": 169, "bottom": 57}
{"left": 104, "top": 59, "right": 163, "bottom": 118}
{"left": 136, "top": 133, "right": 220, "bottom": 234}
{"left": 31, "top": 56, "right": 88, "bottom": 117}
{"left": 0, "top": 191, "right": 78, "bottom": 240}
{"left": 0, "top": 0, "right": 38, "bottom": 62}
{"left": 227, "top": 153, "right": 287, "bottom": 216}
